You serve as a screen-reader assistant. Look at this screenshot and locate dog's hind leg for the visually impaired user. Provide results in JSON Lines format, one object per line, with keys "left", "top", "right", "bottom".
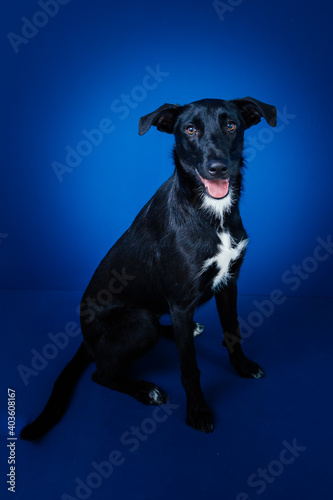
{"left": 82, "top": 308, "right": 168, "bottom": 405}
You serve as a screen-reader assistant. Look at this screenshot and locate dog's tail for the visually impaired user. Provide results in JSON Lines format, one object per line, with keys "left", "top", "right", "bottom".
{"left": 20, "top": 342, "right": 92, "bottom": 441}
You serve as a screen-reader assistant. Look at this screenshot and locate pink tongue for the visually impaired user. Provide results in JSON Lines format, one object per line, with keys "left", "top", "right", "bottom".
{"left": 202, "top": 178, "right": 229, "bottom": 199}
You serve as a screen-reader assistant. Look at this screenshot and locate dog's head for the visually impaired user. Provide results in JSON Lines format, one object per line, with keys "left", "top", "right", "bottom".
{"left": 139, "top": 98, "right": 276, "bottom": 203}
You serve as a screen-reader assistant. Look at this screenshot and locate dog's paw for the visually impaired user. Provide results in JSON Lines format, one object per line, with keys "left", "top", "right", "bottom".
{"left": 147, "top": 386, "right": 169, "bottom": 405}
{"left": 136, "top": 381, "right": 168, "bottom": 405}
{"left": 193, "top": 322, "right": 204, "bottom": 337}
{"left": 251, "top": 366, "right": 265, "bottom": 379}
{"left": 186, "top": 404, "right": 214, "bottom": 433}
{"left": 231, "top": 356, "right": 265, "bottom": 379}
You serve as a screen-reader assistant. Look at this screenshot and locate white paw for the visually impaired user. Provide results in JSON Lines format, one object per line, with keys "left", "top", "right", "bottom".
{"left": 252, "top": 368, "right": 265, "bottom": 379}
{"left": 193, "top": 322, "right": 204, "bottom": 337}
{"left": 148, "top": 387, "right": 166, "bottom": 404}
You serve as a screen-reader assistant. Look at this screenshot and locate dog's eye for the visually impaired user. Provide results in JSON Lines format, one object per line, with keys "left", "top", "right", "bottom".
{"left": 227, "top": 122, "right": 236, "bottom": 132}
{"left": 186, "top": 125, "right": 197, "bottom": 136}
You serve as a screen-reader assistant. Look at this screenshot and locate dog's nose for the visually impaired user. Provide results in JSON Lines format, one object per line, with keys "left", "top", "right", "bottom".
{"left": 206, "top": 160, "right": 229, "bottom": 177}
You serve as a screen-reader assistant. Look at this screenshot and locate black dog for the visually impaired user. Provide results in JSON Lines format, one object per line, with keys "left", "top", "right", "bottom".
{"left": 21, "top": 97, "right": 276, "bottom": 439}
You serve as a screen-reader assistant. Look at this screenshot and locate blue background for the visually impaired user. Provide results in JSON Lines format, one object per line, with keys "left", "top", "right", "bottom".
{"left": 1, "top": 1, "right": 333, "bottom": 500}
{"left": 1, "top": 0, "right": 332, "bottom": 296}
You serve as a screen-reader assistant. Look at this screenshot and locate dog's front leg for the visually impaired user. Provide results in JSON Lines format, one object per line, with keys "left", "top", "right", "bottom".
{"left": 170, "top": 306, "right": 214, "bottom": 433}
{"left": 215, "top": 279, "right": 265, "bottom": 379}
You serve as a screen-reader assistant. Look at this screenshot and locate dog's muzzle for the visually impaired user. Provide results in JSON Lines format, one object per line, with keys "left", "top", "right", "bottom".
{"left": 196, "top": 170, "right": 230, "bottom": 199}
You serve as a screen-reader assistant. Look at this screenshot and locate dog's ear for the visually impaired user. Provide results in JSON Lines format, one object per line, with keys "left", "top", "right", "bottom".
{"left": 139, "top": 103, "right": 183, "bottom": 135}
{"left": 233, "top": 97, "right": 277, "bottom": 129}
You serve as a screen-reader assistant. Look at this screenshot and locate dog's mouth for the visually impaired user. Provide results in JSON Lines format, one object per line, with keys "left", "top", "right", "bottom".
{"left": 196, "top": 171, "right": 230, "bottom": 199}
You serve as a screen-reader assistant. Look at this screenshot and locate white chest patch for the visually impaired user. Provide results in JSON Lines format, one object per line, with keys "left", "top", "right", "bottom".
{"left": 201, "top": 231, "right": 248, "bottom": 289}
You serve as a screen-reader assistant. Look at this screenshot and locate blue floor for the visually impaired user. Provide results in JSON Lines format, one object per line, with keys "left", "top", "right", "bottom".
{"left": 1, "top": 290, "right": 333, "bottom": 500}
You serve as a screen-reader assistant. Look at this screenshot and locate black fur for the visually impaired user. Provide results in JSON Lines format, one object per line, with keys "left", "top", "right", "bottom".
{"left": 21, "top": 97, "right": 276, "bottom": 439}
